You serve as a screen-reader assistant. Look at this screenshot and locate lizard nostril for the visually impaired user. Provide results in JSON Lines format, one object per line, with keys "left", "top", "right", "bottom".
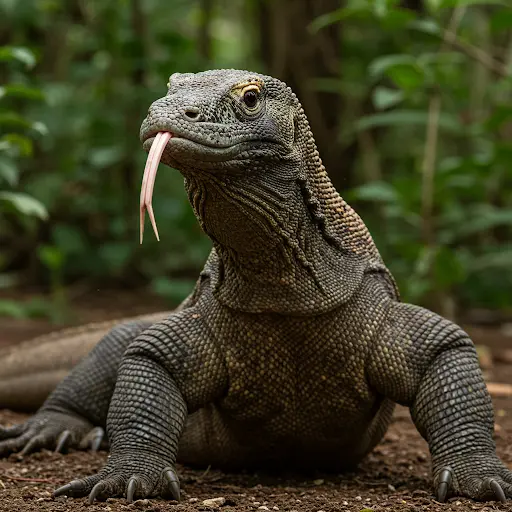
{"left": 183, "top": 108, "right": 201, "bottom": 121}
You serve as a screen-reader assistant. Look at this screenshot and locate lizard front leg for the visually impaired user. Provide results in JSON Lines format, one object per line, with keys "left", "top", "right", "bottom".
{"left": 368, "top": 301, "right": 512, "bottom": 503}
{"left": 0, "top": 319, "right": 156, "bottom": 457}
{"left": 54, "top": 306, "right": 227, "bottom": 503}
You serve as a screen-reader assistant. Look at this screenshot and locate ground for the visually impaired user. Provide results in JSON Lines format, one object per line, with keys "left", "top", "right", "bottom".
{"left": 1, "top": 292, "right": 512, "bottom": 512}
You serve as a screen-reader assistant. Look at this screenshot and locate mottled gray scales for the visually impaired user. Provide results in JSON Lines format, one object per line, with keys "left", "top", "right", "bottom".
{"left": 1, "top": 69, "right": 510, "bottom": 504}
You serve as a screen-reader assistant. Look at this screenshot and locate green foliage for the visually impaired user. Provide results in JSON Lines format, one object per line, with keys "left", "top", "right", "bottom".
{"left": 1, "top": 0, "right": 511, "bottom": 319}
{"left": 334, "top": 0, "right": 512, "bottom": 311}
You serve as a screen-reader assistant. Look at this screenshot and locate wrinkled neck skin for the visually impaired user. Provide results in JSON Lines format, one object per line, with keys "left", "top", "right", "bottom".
{"left": 180, "top": 155, "right": 366, "bottom": 315}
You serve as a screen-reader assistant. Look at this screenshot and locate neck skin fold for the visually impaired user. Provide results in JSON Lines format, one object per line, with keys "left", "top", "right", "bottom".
{"left": 182, "top": 157, "right": 366, "bottom": 315}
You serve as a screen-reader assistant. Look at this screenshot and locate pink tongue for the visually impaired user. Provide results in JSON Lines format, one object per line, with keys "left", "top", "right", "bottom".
{"left": 140, "top": 131, "right": 172, "bottom": 243}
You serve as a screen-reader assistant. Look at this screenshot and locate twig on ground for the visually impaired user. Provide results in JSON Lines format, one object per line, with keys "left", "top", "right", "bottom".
{"left": 4, "top": 475, "right": 64, "bottom": 484}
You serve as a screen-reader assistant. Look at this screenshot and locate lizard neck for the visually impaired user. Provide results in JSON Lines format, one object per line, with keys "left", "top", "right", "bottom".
{"left": 180, "top": 99, "right": 396, "bottom": 314}
{"left": 183, "top": 164, "right": 368, "bottom": 315}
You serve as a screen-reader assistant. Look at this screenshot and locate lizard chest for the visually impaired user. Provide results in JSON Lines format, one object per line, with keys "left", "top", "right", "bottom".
{"left": 217, "top": 310, "right": 378, "bottom": 437}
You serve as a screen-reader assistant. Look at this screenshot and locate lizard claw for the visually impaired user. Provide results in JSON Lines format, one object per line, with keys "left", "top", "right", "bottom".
{"left": 436, "top": 467, "right": 452, "bottom": 502}
{"left": 54, "top": 429, "right": 71, "bottom": 453}
{"left": 19, "top": 434, "right": 46, "bottom": 457}
{"left": 88, "top": 481, "right": 108, "bottom": 504}
{"left": 53, "top": 479, "right": 87, "bottom": 498}
{"left": 79, "top": 426, "right": 105, "bottom": 452}
{"left": 89, "top": 427, "right": 104, "bottom": 452}
{"left": 126, "top": 477, "right": 139, "bottom": 503}
{"left": 0, "top": 411, "right": 95, "bottom": 458}
{"left": 163, "top": 467, "right": 181, "bottom": 501}
{"left": 490, "top": 479, "right": 507, "bottom": 504}
{"left": 52, "top": 454, "right": 180, "bottom": 501}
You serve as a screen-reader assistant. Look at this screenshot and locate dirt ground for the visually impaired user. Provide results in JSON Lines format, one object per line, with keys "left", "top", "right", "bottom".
{"left": 1, "top": 295, "right": 512, "bottom": 512}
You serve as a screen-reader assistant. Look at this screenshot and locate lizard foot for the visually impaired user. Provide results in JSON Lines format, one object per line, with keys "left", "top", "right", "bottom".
{"left": 0, "top": 411, "right": 104, "bottom": 457}
{"left": 53, "top": 452, "right": 180, "bottom": 503}
{"left": 434, "top": 454, "right": 512, "bottom": 503}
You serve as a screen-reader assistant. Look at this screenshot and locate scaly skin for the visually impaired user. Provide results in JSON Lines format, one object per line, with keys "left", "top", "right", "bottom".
{"left": 1, "top": 70, "right": 510, "bottom": 505}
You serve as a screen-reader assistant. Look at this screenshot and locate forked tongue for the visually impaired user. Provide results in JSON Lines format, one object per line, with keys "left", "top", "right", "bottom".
{"left": 140, "top": 131, "right": 172, "bottom": 243}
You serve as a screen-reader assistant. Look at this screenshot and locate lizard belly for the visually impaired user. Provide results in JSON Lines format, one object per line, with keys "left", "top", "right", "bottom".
{"left": 178, "top": 308, "right": 394, "bottom": 471}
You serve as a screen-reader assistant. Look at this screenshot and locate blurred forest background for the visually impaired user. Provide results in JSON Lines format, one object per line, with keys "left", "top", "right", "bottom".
{"left": 0, "top": 0, "right": 511, "bottom": 324}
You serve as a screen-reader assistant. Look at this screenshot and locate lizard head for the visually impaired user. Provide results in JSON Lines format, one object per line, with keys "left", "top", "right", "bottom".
{"left": 139, "top": 69, "right": 303, "bottom": 243}
{"left": 139, "top": 69, "right": 383, "bottom": 311}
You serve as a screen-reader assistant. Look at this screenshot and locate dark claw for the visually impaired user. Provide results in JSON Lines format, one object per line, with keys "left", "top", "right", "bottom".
{"left": 490, "top": 479, "right": 507, "bottom": 503}
{"left": 163, "top": 467, "right": 180, "bottom": 501}
{"left": 89, "top": 427, "right": 104, "bottom": 452}
{"left": 53, "top": 483, "right": 73, "bottom": 498}
{"left": 436, "top": 468, "right": 452, "bottom": 503}
{"left": 55, "top": 430, "right": 71, "bottom": 454}
{"left": 53, "top": 479, "right": 85, "bottom": 498}
{"left": 19, "top": 434, "right": 42, "bottom": 457}
{"left": 88, "top": 481, "right": 106, "bottom": 504}
{"left": 126, "top": 477, "right": 138, "bottom": 503}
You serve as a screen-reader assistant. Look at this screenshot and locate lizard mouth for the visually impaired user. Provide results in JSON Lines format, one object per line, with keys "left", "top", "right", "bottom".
{"left": 139, "top": 131, "right": 172, "bottom": 244}
{"left": 139, "top": 131, "right": 288, "bottom": 243}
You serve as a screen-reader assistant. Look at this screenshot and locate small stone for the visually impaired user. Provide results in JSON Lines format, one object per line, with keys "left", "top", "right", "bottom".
{"left": 258, "top": 507, "right": 269, "bottom": 511}
{"left": 355, "top": 496, "right": 362, "bottom": 501}
{"left": 20, "top": 468, "right": 29, "bottom": 474}
{"left": 273, "top": 507, "right": 279, "bottom": 510}
{"left": 134, "top": 499, "right": 150, "bottom": 509}
{"left": 253, "top": 502, "right": 261, "bottom": 506}
{"left": 455, "top": 501, "right": 462, "bottom": 506}
{"left": 202, "top": 497, "right": 226, "bottom": 508}
{"left": 189, "top": 498, "right": 199, "bottom": 503}
{"left": 313, "top": 479, "right": 324, "bottom": 486}
{"left": 342, "top": 501, "right": 348, "bottom": 505}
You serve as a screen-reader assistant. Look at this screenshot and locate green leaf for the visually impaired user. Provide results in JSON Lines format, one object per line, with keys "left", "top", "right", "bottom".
{"left": 0, "top": 155, "right": 18, "bottom": 186}
{"left": 309, "top": 6, "right": 369, "bottom": 32}
{"left": 351, "top": 181, "right": 398, "bottom": 202}
{"left": 0, "top": 299, "right": 27, "bottom": 319}
{"left": 0, "top": 84, "right": 44, "bottom": 101}
{"left": 387, "top": 64, "right": 425, "bottom": 90}
{"left": 38, "top": 245, "right": 65, "bottom": 270}
{"left": 0, "top": 112, "right": 33, "bottom": 129}
{"left": 31, "top": 121, "right": 49, "bottom": 136}
{"left": 408, "top": 19, "right": 442, "bottom": 36}
{"left": 439, "top": 0, "right": 507, "bottom": 7}
{"left": 369, "top": 54, "right": 418, "bottom": 79}
{"left": 0, "top": 191, "right": 48, "bottom": 219}
{"left": 490, "top": 9, "right": 512, "bottom": 32}
{"left": 355, "top": 110, "right": 463, "bottom": 133}
{"left": 0, "top": 134, "right": 33, "bottom": 157}
{"left": 372, "top": 86, "right": 404, "bottom": 110}
{"left": 0, "top": 46, "right": 36, "bottom": 68}
{"left": 369, "top": 55, "right": 426, "bottom": 90}
{"left": 469, "top": 249, "right": 512, "bottom": 271}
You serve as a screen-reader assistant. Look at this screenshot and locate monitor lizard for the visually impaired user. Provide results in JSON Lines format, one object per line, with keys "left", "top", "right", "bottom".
{"left": 1, "top": 69, "right": 510, "bottom": 505}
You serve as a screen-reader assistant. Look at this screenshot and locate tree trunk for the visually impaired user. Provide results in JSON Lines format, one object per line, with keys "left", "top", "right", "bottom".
{"left": 256, "top": 0, "right": 357, "bottom": 191}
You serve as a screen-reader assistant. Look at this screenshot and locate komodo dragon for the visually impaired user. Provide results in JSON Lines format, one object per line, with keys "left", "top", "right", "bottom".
{"left": 1, "top": 69, "right": 511, "bottom": 505}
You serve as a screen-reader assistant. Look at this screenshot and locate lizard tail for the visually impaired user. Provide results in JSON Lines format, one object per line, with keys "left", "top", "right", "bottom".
{"left": 0, "top": 320, "right": 121, "bottom": 412}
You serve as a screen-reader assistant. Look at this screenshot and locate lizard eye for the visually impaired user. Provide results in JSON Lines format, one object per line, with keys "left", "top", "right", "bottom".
{"left": 243, "top": 90, "right": 258, "bottom": 109}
